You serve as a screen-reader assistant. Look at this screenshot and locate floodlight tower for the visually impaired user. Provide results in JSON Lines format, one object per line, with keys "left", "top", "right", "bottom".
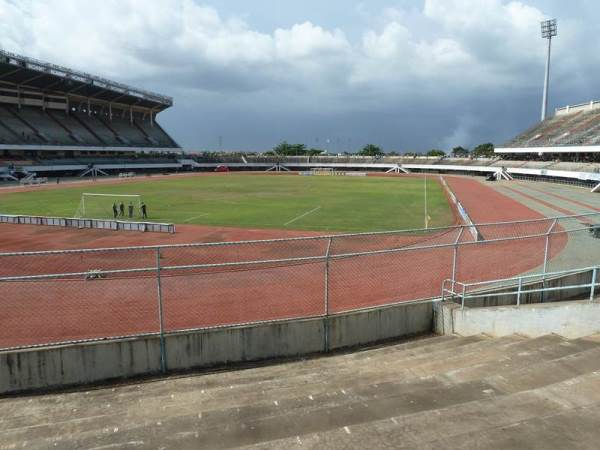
{"left": 540, "top": 19, "right": 558, "bottom": 121}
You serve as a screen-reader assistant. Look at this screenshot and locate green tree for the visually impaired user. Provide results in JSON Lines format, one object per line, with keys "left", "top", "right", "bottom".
{"left": 471, "top": 143, "right": 495, "bottom": 158}
{"left": 451, "top": 146, "right": 469, "bottom": 157}
{"left": 426, "top": 149, "right": 446, "bottom": 157}
{"left": 273, "top": 142, "right": 315, "bottom": 156}
{"left": 359, "top": 144, "right": 384, "bottom": 157}
{"left": 273, "top": 141, "right": 293, "bottom": 155}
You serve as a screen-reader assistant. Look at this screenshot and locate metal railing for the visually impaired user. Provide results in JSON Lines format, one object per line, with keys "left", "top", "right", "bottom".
{"left": 442, "top": 265, "right": 600, "bottom": 309}
{"left": 2, "top": 211, "right": 600, "bottom": 362}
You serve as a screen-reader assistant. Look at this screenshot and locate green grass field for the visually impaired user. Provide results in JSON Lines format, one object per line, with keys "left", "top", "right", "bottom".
{"left": 0, "top": 175, "right": 454, "bottom": 232}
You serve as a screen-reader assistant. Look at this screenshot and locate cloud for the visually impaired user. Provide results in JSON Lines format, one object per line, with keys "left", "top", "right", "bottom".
{"left": 0, "top": 0, "right": 587, "bottom": 151}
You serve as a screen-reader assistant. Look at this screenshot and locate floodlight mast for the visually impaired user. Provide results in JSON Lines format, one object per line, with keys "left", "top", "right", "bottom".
{"left": 540, "top": 19, "right": 558, "bottom": 122}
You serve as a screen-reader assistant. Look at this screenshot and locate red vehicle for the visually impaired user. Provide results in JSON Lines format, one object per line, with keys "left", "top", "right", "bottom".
{"left": 214, "top": 165, "right": 230, "bottom": 172}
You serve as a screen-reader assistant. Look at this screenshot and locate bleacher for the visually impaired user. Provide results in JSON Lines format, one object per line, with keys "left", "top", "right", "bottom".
{"left": 0, "top": 105, "right": 178, "bottom": 149}
{"left": 0, "top": 49, "right": 179, "bottom": 156}
{"left": 503, "top": 102, "right": 600, "bottom": 149}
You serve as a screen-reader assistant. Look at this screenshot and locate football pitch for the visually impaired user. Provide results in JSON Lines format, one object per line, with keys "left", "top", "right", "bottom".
{"left": 0, "top": 174, "right": 454, "bottom": 232}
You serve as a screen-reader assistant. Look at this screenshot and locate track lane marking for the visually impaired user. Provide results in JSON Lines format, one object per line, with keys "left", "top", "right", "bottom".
{"left": 517, "top": 182, "right": 600, "bottom": 212}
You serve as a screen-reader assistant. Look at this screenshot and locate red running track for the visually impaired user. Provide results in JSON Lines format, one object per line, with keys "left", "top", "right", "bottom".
{"left": 0, "top": 176, "right": 568, "bottom": 349}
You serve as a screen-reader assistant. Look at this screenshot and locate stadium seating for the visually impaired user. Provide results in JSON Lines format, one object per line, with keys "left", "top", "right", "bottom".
{"left": 504, "top": 107, "right": 600, "bottom": 148}
{"left": 0, "top": 105, "right": 44, "bottom": 144}
{"left": 47, "top": 110, "right": 104, "bottom": 145}
{"left": 0, "top": 105, "right": 177, "bottom": 149}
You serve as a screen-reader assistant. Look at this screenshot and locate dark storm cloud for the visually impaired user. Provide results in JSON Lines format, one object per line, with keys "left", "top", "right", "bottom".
{"left": 2, "top": 0, "right": 597, "bottom": 152}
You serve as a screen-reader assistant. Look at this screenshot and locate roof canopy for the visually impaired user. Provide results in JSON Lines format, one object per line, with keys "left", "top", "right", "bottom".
{"left": 0, "top": 49, "right": 172, "bottom": 111}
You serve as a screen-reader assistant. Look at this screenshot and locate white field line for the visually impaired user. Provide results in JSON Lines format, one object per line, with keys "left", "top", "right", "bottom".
{"left": 183, "top": 213, "right": 209, "bottom": 223}
{"left": 284, "top": 206, "right": 321, "bottom": 227}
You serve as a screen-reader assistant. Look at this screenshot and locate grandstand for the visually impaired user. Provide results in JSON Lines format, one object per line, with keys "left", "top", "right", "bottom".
{"left": 497, "top": 100, "right": 600, "bottom": 158}
{"left": 0, "top": 49, "right": 180, "bottom": 180}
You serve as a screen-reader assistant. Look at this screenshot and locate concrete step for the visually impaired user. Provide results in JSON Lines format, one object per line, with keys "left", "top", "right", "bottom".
{"left": 407, "top": 334, "right": 574, "bottom": 379}
{"left": 442, "top": 334, "right": 600, "bottom": 385}
{"left": 23, "top": 377, "right": 504, "bottom": 450}
{"left": 236, "top": 372, "right": 600, "bottom": 450}
{"left": 0, "top": 335, "right": 532, "bottom": 435}
{"left": 415, "top": 395, "right": 600, "bottom": 450}
{"left": 5, "top": 335, "right": 600, "bottom": 449}
{"left": 484, "top": 344, "right": 600, "bottom": 394}
{"left": 1, "top": 335, "right": 483, "bottom": 425}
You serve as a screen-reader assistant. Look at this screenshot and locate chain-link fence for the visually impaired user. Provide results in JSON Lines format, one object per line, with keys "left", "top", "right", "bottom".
{"left": 2, "top": 211, "right": 600, "bottom": 352}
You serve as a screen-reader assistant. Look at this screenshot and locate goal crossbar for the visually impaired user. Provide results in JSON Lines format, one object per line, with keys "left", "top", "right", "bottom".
{"left": 82, "top": 193, "right": 141, "bottom": 198}
{"left": 77, "top": 193, "right": 143, "bottom": 219}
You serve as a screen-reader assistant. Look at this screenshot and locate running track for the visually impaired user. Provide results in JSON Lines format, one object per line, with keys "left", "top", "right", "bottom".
{"left": 0, "top": 175, "right": 567, "bottom": 349}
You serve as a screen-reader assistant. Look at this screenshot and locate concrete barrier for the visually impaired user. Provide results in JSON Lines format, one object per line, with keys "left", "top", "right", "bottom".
{"left": 0, "top": 300, "right": 433, "bottom": 395}
{"left": 329, "top": 300, "right": 433, "bottom": 350}
{"left": 438, "top": 299, "right": 600, "bottom": 338}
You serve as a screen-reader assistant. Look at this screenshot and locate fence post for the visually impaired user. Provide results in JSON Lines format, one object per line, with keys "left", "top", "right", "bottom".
{"left": 156, "top": 247, "right": 167, "bottom": 374}
{"left": 452, "top": 227, "right": 464, "bottom": 292}
{"left": 461, "top": 284, "right": 466, "bottom": 310}
{"left": 323, "top": 237, "right": 333, "bottom": 353}
{"left": 542, "top": 219, "right": 557, "bottom": 276}
{"left": 517, "top": 277, "right": 522, "bottom": 306}
{"left": 590, "top": 267, "right": 597, "bottom": 303}
{"left": 541, "top": 219, "right": 557, "bottom": 303}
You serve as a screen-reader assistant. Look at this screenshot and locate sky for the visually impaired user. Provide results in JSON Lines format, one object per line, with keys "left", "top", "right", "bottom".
{"left": 1, "top": 0, "right": 599, "bottom": 153}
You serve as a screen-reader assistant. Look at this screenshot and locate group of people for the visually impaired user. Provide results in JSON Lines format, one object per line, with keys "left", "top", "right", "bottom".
{"left": 112, "top": 201, "right": 148, "bottom": 220}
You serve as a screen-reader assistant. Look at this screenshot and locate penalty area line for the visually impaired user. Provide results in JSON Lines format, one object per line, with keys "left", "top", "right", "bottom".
{"left": 183, "top": 213, "right": 209, "bottom": 223}
{"left": 284, "top": 206, "right": 321, "bottom": 227}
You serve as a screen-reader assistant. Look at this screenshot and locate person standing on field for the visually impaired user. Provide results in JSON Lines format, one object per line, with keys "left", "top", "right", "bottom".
{"left": 112, "top": 202, "right": 118, "bottom": 218}
{"left": 141, "top": 202, "right": 147, "bottom": 219}
{"left": 119, "top": 201, "right": 125, "bottom": 217}
{"left": 128, "top": 202, "right": 134, "bottom": 219}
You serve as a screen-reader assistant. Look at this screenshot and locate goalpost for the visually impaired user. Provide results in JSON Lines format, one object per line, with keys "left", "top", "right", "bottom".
{"left": 75, "top": 193, "right": 143, "bottom": 219}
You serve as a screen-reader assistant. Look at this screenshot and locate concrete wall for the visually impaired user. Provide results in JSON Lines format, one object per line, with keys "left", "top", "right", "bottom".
{"left": 439, "top": 299, "right": 600, "bottom": 339}
{"left": 0, "top": 336, "right": 162, "bottom": 395}
{"left": 166, "top": 318, "right": 325, "bottom": 371}
{"left": 328, "top": 300, "right": 433, "bottom": 350}
{"left": 0, "top": 300, "right": 433, "bottom": 395}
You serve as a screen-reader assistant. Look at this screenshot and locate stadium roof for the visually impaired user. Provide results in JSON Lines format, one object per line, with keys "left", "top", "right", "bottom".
{"left": 0, "top": 49, "right": 172, "bottom": 111}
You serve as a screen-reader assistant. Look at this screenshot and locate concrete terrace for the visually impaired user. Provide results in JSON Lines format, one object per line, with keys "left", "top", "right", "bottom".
{"left": 3, "top": 333, "right": 600, "bottom": 449}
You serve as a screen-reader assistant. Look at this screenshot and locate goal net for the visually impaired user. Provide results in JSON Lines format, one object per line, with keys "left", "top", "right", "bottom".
{"left": 75, "top": 193, "right": 143, "bottom": 220}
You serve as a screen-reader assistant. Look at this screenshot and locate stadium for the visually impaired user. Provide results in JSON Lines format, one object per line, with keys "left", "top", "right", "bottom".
{"left": 4, "top": 17, "right": 600, "bottom": 448}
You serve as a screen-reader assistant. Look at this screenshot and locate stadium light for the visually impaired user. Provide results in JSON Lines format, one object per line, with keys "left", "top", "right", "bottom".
{"left": 540, "top": 19, "right": 558, "bottom": 122}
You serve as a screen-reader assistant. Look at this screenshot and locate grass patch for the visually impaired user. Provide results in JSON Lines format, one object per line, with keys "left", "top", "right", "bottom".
{"left": 0, "top": 174, "right": 454, "bottom": 232}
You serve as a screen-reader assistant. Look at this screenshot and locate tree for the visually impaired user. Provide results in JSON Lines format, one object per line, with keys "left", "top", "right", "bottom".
{"left": 451, "top": 146, "right": 469, "bottom": 157}
{"left": 273, "top": 142, "right": 310, "bottom": 156}
{"left": 359, "top": 144, "right": 384, "bottom": 157}
{"left": 471, "top": 143, "right": 495, "bottom": 158}
{"left": 387, "top": 151, "right": 400, "bottom": 156}
{"left": 426, "top": 149, "right": 446, "bottom": 157}
{"left": 273, "top": 141, "right": 293, "bottom": 155}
